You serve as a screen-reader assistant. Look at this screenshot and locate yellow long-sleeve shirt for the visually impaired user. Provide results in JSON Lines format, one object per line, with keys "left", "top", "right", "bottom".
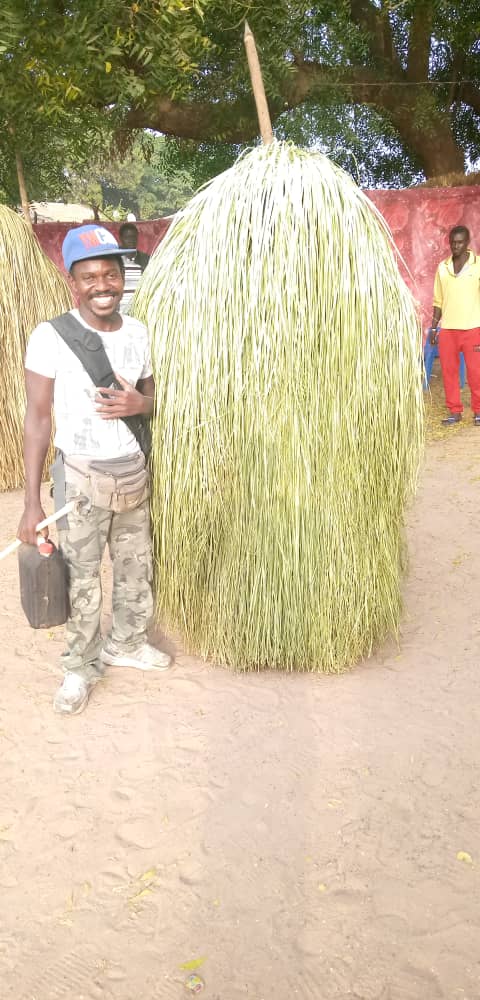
{"left": 433, "top": 250, "right": 480, "bottom": 329}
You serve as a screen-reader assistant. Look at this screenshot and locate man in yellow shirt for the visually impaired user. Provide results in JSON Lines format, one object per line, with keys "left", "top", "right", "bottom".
{"left": 430, "top": 225, "right": 480, "bottom": 425}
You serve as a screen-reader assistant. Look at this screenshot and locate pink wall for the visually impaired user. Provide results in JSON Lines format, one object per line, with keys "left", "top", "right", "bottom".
{"left": 34, "top": 218, "right": 171, "bottom": 276}
{"left": 366, "top": 186, "right": 480, "bottom": 326}
{"left": 34, "top": 186, "right": 480, "bottom": 327}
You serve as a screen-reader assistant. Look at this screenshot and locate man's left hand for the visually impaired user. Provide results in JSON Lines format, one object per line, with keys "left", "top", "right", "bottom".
{"left": 95, "top": 373, "right": 149, "bottom": 419}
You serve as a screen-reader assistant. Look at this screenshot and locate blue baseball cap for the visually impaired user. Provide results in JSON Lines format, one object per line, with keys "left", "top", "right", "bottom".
{"left": 62, "top": 224, "right": 135, "bottom": 273}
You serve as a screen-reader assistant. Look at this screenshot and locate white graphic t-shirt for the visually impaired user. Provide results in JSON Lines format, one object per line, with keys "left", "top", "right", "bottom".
{"left": 25, "top": 309, "right": 153, "bottom": 459}
{"left": 120, "top": 256, "right": 143, "bottom": 314}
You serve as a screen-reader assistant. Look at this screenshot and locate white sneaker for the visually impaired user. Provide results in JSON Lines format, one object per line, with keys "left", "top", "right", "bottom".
{"left": 100, "top": 642, "right": 171, "bottom": 672}
{"left": 53, "top": 672, "right": 92, "bottom": 715}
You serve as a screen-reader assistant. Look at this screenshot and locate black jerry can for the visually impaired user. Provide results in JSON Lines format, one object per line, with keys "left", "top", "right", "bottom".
{"left": 17, "top": 541, "right": 69, "bottom": 629}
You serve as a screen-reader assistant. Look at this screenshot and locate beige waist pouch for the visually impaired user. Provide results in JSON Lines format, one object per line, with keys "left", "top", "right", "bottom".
{"left": 64, "top": 452, "right": 149, "bottom": 512}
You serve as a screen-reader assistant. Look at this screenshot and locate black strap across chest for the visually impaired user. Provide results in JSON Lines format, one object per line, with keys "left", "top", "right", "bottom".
{"left": 49, "top": 312, "right": 151, "bottom": 456}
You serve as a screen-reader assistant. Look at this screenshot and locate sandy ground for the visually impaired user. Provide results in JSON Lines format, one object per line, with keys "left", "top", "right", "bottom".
{"left": 1, "top": 423, "right": 480, "bottom": 1000}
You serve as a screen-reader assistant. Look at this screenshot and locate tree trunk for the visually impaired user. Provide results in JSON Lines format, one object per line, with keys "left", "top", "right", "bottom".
{"left": 416, "top": 138, "right": 465, "bottom": 180}
{"left": 387, "top": 101, "right": 465, "bottom": 179}
{"left": 15, "top": 149, "right": 32, "bottom": 231}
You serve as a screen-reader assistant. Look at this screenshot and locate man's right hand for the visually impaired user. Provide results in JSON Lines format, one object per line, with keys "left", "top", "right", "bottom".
{"left": 17, "top": 502, "right": 47, "bottom": 545}
{"left": 429, "top": 327, "right": 439, "bottom": 346}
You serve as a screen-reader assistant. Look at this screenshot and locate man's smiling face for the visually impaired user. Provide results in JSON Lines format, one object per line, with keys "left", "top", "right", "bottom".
{"left": 70, "top": 256, "right": 124, "bottom": 325}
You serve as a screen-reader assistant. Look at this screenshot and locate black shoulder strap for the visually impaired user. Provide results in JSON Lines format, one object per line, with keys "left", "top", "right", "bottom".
{"left": 49, "top": 313, "right": 121, "bottom": 389}
{"left": 49, "top": 312, "right": 151, "bottom": 457}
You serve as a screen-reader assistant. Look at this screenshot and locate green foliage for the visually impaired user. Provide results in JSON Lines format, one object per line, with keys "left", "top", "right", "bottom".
{"left": 67, "top": 136, "right": 195, "bottom": 219}
{"left": 0, "top": 0, "right": 209, "bottom": 116}
{"left": 0, "top": 0, "right": 208, "bottom": 203}
{"left": 0, "top": 1, "right": 479, "bottom": 191}
{"left": 160, "top": 100, "right": 426, "bottom": 191}
{"left": 163, "top": 0, "right": 480, "bottom": 181}
{"left": 156, "top": 139, "right": 243, "bottom": 190}
{"left": 0, "top": 109, "right": 112, "bottom": 208}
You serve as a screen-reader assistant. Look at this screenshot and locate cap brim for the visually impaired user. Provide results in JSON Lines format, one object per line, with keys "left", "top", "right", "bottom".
{"left": 68, "top": 246, "right": 136, "bottom": 269}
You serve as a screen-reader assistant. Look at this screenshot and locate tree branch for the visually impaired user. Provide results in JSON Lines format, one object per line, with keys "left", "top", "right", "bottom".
{"left": 124, "top": 95, "right": 266, "bottom": 142}
{"left": 459, "top": 81, "right": 480, "bottom": 116}
{"left": 349, "top": 0, "right": 385, "bottom": 62}
{"left": 407, "top": 0, "right": 434, "bottom": 81}
{"left": 122, "top": 61, "right": 430, "bottom": 138}
{"left": 380, "top": 6, "right": 399, "bottom": 70}
{"left": 124, "top": 64, "right": 390, "bottom": 141}
{"left": 349, "top": 1, "right": 402, "bottom": 75}
{"left": 123, "top": 57, "right": 468, "bottom": 177}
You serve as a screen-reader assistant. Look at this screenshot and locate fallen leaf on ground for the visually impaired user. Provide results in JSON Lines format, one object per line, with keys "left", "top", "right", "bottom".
{"left": 129, "top": 887, "right": 154, "bottom": 902}
{"left": 139, "top": 868, "right": 157, "bottom": 882}
{"left": 180, "top": 958, "right": 206, "bottom": 971}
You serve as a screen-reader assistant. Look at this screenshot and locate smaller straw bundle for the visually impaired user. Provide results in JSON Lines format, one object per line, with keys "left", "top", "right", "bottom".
{"left": 0, "top": 207, "right": 72, "bottom": 490}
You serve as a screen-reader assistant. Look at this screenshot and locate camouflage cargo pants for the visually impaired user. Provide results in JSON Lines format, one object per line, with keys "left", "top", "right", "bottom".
{"left": 57, "top": 482, "right": 153, "bottom": 682}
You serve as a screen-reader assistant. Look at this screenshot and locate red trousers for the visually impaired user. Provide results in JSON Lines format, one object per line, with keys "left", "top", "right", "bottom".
{"left": 439, "top": 327, "right": 480, "bottom": 414}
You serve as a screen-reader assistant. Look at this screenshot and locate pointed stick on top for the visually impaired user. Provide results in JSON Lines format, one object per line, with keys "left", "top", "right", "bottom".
{"left": 244, "top": 21, "right": 274, "bottom": 145}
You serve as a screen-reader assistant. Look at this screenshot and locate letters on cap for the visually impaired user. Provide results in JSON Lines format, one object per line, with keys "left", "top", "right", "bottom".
{"left": 62, "top": 224, "right": 135, "bottom": 272}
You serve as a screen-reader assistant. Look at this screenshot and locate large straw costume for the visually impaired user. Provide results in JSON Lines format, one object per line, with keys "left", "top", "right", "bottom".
{"left": 0, "top": 207, "right": 72, "bottom": 490}
{"left": 134, "top": 141, "right": 423, "bottom": 672}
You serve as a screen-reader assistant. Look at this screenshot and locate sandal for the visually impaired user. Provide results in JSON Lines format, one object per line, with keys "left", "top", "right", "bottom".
{"left": 441, "top": 414, "right": 462, "bottom": 425}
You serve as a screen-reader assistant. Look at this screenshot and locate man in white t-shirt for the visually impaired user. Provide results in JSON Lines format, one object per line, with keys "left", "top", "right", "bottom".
{"left": 17, "top": 225, "right": 171, "bottom": 716}
{"left": 118, "top": 222, "right": 151, "bottom": 314}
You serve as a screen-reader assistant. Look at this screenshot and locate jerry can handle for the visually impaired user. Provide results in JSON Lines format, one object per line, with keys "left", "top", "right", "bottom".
{"left": 0, "top": 502, "right": 74, "bottom": 562}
